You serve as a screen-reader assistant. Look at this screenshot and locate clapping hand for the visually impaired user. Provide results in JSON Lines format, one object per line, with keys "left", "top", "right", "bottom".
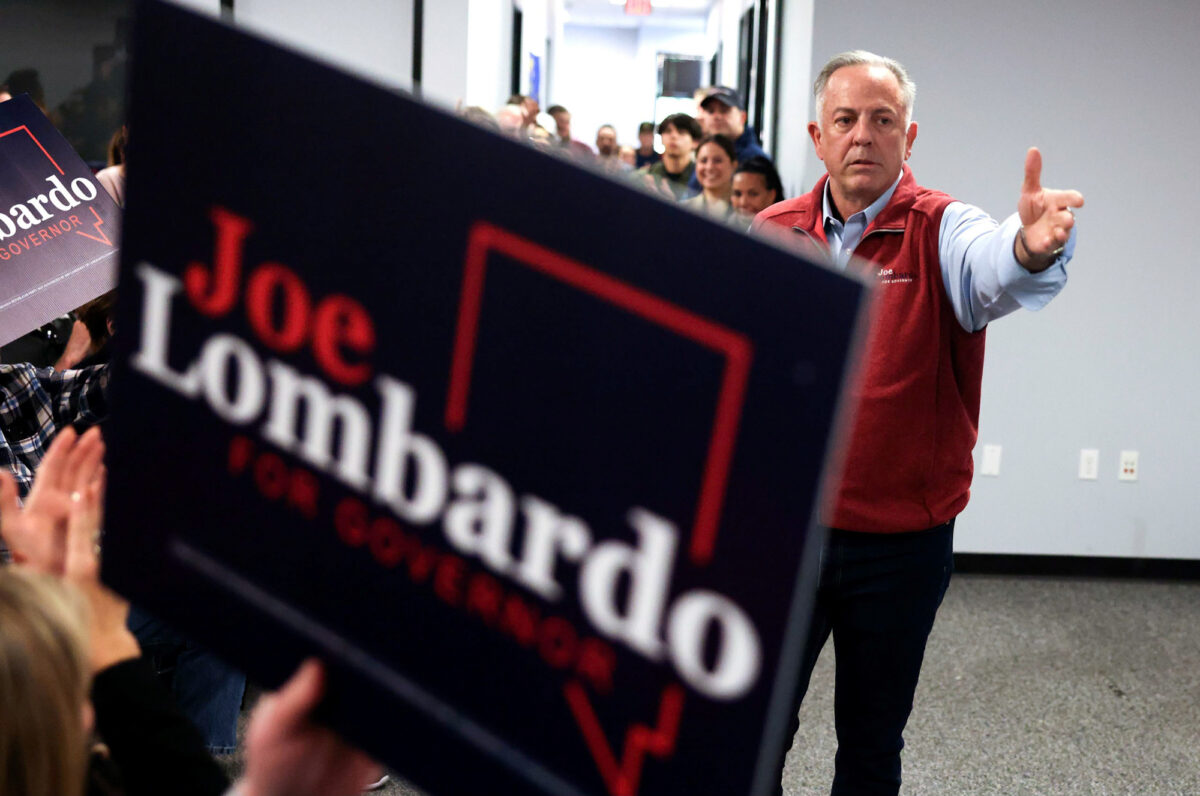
{"left": 0, "top": 427, "right": 140, "bottom": 671}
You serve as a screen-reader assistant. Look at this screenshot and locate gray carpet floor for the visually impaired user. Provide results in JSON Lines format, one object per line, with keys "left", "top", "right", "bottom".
{"left": 224, "top": 573, "right": 1200, "bottom": 795}
{"left": 781, "top": 574, "right": 1200, "bottom": 795}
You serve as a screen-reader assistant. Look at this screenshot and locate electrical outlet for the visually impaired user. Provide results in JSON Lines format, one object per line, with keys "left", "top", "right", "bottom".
{"left": 1079, "top": 449, "right": 1099, "bottom": 480}
{"left": 980, "top": 444, "right": 1001, "bottom": 476}
{"left": 1119, "top": 450, "right": 1139, "bottom": 482}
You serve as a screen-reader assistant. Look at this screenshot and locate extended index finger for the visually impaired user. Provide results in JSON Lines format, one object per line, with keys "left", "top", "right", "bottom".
{"left": 1022, "top": 147, "right": 1043, "bottom": 195}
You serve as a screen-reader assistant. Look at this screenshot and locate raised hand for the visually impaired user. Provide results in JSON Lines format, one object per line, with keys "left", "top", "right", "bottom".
{"left": 1016, "top": 147, "right": 1085, "bottom": 270}
{"left": 0, "top": 427, "right": 139, "bottom": 671}
{"left": 0, "top": 427, "right": 99, "bottom": 571}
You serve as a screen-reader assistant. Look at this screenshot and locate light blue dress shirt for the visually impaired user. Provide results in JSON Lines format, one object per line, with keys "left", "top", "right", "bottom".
{"left": 821, "top": 174, "right": 1075, "bottom": 332}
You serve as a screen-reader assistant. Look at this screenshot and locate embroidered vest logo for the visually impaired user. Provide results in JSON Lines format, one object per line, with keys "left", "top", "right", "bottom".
{"left": 877, "top": 267, "right": 915, "bottom": 285}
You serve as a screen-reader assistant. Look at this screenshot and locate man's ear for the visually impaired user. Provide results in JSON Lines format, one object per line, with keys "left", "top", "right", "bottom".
{"left": 904, "top": 121, "right": 918, "bottom": 159}
{"left": 808, "top": 122, "right": 824, "bottom": 160}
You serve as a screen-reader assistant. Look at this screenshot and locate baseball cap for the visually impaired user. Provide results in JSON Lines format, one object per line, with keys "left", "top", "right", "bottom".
{"left": 700, "top": 86, "right": 745, "bottom": 111}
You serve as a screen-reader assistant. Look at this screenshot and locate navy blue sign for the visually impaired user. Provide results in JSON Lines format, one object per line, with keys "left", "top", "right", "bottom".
{"left": 0, "top": 94, "right": 120, "bottom": 346}
{"left": 103, "top": 3, "right": 867, "bottom": 795}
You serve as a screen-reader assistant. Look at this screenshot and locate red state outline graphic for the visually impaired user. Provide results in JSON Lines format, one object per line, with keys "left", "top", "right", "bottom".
{"left": 445, "top": 220, "right": 753, "bottom": 566}
{"left": 0, "top": 125, "right": 65, "bottom": 175}
{"left": 564, "top": 680, "right": 685, "bottom": 796}
{"left": 1, "top": 124, "right": 113, "bottom": 248}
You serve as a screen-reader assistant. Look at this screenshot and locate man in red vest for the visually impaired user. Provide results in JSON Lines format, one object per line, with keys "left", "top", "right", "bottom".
{"left": 754, "top": 51, "right": 1084, "bottom": 795}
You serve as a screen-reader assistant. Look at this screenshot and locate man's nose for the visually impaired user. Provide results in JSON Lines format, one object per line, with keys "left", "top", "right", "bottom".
{"left": 851, "top": 118, "right": 873, "bottom": 144}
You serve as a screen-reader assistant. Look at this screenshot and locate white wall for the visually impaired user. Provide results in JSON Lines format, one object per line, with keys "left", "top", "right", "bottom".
{"left": 805, "top": 0, "right": 1200, "bottom": 560}
{"left": 554, "top": 21, "right": 710, "bottom": 151}
{"left": 767, "top": 0, "right": 814, "bottom": 198}
{"left": 465, "top": 0, "right": 514, "bottom": 111}
{"left": 706, "top": 0, "right": 743, "bottom": 89}
{"left": 234, "top": 0, "right": 413, "bottom": 92}
{"left": 554, "top": 24, "right": 640, "bottom": 146}
{"left": 421, "top": 0, "right": 471, "bottom": 107}
{"left": 232, "top": 0, "right": 512, "bottom": 112}
{"left": 517, "top": 0, "right": 551, "bottom": 108}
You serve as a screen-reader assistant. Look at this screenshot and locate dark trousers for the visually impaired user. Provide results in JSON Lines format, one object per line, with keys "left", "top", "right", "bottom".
{"left": 127, "top": 606, "right": 247, "bottom": 754}
{"left": 778, "top": 520, "right": 955, "bottom": 796}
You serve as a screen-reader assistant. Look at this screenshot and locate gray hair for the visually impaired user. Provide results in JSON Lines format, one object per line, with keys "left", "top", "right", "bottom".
{"left": 813, "top": 50, "right": 916, "bottom": 124}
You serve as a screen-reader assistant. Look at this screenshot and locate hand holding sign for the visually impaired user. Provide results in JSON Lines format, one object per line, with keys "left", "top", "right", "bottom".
{"left": 241, "top": 660, "right": 383, "bottom": 796}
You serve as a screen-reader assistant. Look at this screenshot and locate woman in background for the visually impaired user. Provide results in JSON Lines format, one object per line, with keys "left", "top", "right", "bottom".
{"left": 683, "top": 133, "right": 737, "bottom": 221}
{"left": 731, "top": 156, "right": 785, "bottom": 224}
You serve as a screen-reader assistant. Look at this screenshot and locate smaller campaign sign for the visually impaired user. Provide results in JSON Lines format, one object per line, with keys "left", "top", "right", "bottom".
{"left": 0, "top": 94, "right": 120, "bottom": 347}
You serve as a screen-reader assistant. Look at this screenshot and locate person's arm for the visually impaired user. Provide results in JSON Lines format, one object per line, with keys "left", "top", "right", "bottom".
{"left": 939, "top": 147, "right": 1085, "bottom": 332}
{"left": 52, "top": 319, "right": 95, "bottom": 370}
{"left": 37, "top": 361, "right": 110, "bottom": 428}
{"left": 92, "top": 657, "right": 232, "bottom": 796}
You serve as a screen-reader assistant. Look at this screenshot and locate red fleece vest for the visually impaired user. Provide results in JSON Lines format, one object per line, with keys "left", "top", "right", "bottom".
{"left": 756, "top": 166, "right": 985, "bottom": 532}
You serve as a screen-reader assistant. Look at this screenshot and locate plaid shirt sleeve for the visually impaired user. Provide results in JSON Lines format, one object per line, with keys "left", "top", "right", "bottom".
{"left": 40, "top": 362, "right": 111, "bottom": 429}
{"left": 0, "top": 362, "right": 110, "bottom": 499}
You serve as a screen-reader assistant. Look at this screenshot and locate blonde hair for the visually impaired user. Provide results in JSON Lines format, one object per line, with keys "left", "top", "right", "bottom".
{"left": 0, "top": 570, "right": 92, "bottom": 796}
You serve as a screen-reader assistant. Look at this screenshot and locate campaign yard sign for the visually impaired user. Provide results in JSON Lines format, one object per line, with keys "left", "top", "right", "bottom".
{"left": 0, "top": 94, "right": 120, "bottom": 346}
{"left": 103, "top": 2, "right": 868, "bottom": 795}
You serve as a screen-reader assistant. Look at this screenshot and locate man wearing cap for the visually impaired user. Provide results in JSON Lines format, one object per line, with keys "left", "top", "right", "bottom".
{"left": 753, "top": 50, "right": 1084, "bottom": 795}
{"left": 634, "top": 121, "right": 661, "bottom": 169}
{"left": 689, "top": 85, "right": 770, "bottom": 195}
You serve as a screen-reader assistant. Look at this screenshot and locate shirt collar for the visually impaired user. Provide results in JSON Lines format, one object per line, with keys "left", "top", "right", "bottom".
{"left": 821, "top": 171, "right": 905, "bottom": 228}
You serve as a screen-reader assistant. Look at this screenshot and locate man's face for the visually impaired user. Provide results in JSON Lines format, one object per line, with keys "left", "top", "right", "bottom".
{"left": 808, "top": 64, "right": 917, "bottom": 211}
{"left": 596, "top": 126, "right": 618, "bottom": 156}
{"left": 659, "top": 124, "right": 694, "bottom": 158}
{"left": 702, "top": 99, "right": 745, "bottom": 139}
{"left": 552, "top": 111, "right": 571, "bottom": 140}
{"left": 638, "top": 129, "right": 654, "bottom": 149}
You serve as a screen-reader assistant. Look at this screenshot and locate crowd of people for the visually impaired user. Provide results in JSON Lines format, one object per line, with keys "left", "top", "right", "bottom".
{"left": 463, "top": 85, "right": 786, "bottom": 226}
